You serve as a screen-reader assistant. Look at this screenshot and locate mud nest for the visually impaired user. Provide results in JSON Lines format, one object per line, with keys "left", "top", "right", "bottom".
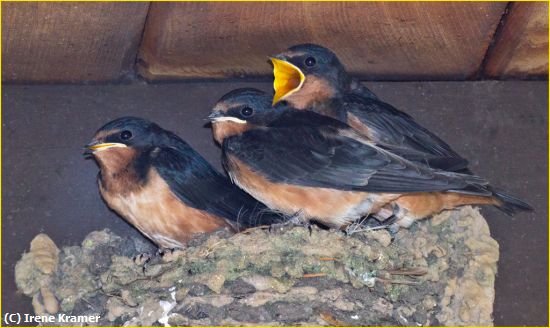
{"left": 15, "top": 206, "right": 499, "bottom": 326}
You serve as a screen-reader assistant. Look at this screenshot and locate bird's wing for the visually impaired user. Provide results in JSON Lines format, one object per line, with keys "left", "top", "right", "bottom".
{"left": 344, "top": 94, "right": 468, "bottom": 170}
{"left": 151, "top": 143, "right": 282, "bottom": 228}
{"left": 226, "top": 125, "right": 488, "bottom": 195}
{"left": 375, "top": 143, "right": 470, "bottom": 173}
{"left": 349, "top": 78, "right": 378, "bottom": 100}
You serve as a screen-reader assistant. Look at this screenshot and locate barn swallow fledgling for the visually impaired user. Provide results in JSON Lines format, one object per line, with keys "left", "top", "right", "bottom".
{"left": 209, "top": 89, "right": 531, "bottom": 228}
{"left": 85, "top": 117, "right": 281, "bottom": 249}
{"left": 270, "top": 43, "right": 469, "bottom": 172}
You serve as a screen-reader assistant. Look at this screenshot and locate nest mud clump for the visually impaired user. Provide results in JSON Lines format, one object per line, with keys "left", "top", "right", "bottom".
{"left": 15, "top": 206, "right": 499, "bottom": 326}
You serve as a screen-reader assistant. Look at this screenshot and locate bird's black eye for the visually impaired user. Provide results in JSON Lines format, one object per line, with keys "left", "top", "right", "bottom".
{"left": 120, "top": 130, "right": 133, "bottom": 140}
{"left": 240, "top": 106, "right": 254, "bottom": 117}
{"left": 305, "top": 57, "right": 316, "bottom": 67}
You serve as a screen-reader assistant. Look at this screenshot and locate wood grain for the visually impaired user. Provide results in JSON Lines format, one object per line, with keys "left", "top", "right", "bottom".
{"left": 138, "top": 2, "right": 507, "bottom": 80}
{"left": 2, "top": 2, "right": 150, "bottom": 83}
{"left": 483, "top": 2, "right": 548, "bottom": 78}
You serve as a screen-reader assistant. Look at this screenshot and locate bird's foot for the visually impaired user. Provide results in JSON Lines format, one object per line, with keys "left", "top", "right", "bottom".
{"left": 345, "top": 215, "right": 397, "bottom": 236}
{"left": 388, "top": 214, "right": 424, "bottom": 236}
{"left": 269, "top": 212, "right": 311, "bottom": 235}
{"left": 387, "top": 223, "right": 401, "bottom": 236}
{"left": 157, "top": 247, "right": 185, "bottom": 263}
{"left": 133, "top": 252, "right": 152, "bottom": 265}
{"left": 132, "top": 247, "right": 184, "bottom": 273}
{"left": 390, "top": 205, "right": 419, "bottom": 234}
{"left": 132, "top": 252, "right": 153, "bottom": 274}
{"left": 371, "top": 207, "right": 395, "bottom": 222}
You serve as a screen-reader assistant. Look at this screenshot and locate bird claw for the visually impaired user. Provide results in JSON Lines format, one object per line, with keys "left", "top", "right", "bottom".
{"left": 132, "top": 252, "right": 153, "bottom": 274}
{"left": 157, "top": 247, "right": 184, "bottom": 263}
{"left": 268, "top": 215, "right": 311, "bottom": 235}
{"left": 345, "top": 215, "right": 397, "bottom": 236}
{"left": 371, "top": 207, "right": 395, "bottom": 222}
{"left": 132, "top": 248, "right": 183, "bottom": 273}
{"left": 387, "top": 223, "right": 401, "bottom": 236}
{"left": 132, "top": 252, "right": 152, "bottom": 265}
{"left": 156, "top": 247, "right": 174, "bottom": 257}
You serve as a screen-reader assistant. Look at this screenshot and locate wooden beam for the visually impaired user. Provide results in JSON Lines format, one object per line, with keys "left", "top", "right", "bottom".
{"left": 483, "top": 2, "right": 548, "bottom": 79}
{"left": 138, "top": 2, "right": 506, "bottom": 81}
{"left": 2, "top": 2, "right": 150, "bottom": 83}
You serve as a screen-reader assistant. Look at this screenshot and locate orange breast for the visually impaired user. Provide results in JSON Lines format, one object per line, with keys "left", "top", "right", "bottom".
{"left": 285, "top": 75, "right": 336, "bottom": 110}
{"left": 394, "top": 192, "right": 498, "bottom": 219}
{"left": 212, "top": 121, "right": 250, "bottom": 144}
{"left": 100, "top": 169, "right": 232, "bottom": 248}
{"left": 226, "top": 156, "right": 399, "bottom": 228}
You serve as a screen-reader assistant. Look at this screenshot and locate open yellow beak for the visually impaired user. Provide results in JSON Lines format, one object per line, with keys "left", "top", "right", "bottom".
{"left": 87, "top": 142, "right": 127, "bottom": 152}
{"left": 270, "top": 58, "right": 305, "bottom": 105}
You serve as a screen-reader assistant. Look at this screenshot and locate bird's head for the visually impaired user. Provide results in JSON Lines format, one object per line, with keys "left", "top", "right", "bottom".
{"left": 209, "top": 88, "right": 280, "bottom": 143}
{"left": 270, "top": 43, "right": 349, "bottom": 108}
{"left": 85, "top": 116, "right": 165, "bottom": 172}
{"left": 85, "top": 116, "right": 163, "bottom": 153}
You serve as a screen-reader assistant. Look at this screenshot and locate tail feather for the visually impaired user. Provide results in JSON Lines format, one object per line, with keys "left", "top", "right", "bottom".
{"left": 448, "top": 167, "right": 532, "bottom": 216}
{"left": 492, "top": 189, "right": 533, "bottom": 216}
{"left": 450, "top": 183, "right": 492, "bottom": 196}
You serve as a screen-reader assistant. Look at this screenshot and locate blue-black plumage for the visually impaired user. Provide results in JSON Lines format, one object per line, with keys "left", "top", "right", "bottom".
{"left": 210, "top": 89, "right": 532, "bottom": 230}
{"left": 86, "top": 116, "right": 281, "bottom": 249}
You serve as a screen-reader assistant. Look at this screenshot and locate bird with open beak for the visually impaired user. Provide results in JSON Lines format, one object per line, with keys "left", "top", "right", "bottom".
{"left": 85, "top": 116, "right": 281, "bottom": 250}
{"left": 270, "top": 43, "right": 470, "bottom": 172}
{"left": 209, "top": 88, "right": 532, "bottom": 229}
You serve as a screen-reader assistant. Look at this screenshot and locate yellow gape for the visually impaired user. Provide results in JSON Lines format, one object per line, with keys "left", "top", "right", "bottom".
{"left": 87, "top": 143, "right": 127, "bottom": 152}
{"left": 270, "top": 58, "right": 305, "bottom": 105}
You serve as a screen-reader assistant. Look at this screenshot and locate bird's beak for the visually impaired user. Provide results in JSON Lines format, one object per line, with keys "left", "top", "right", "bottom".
{"left": 208, "top": 112, "right": 247, "bottom": 124}
{"left": 83, "top": 141, "right": 127, "bottom": 155}
{"left": 208, "top": 112, "right": 222, "bottom": 121}
{"left": 270, "top": 57, "right": 305, "bottom": 105}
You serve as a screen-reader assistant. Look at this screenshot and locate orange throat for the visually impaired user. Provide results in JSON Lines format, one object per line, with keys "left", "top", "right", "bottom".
{"left": 94, "top": 147, "right": 136, "bottom": 175}
{"left": 283, "top": 76, "right": 336, "bottom": 110}
{"left": 212, "top": 121, "right": 250, "bottom": 144}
